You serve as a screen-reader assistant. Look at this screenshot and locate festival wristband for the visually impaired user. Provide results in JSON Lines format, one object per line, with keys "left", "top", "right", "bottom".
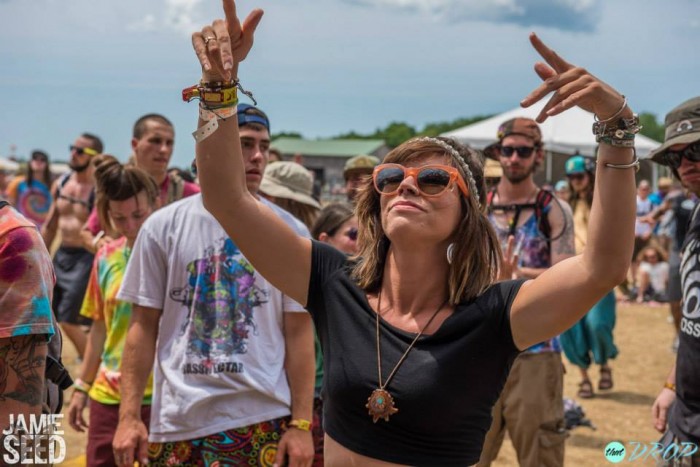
{"left": 287, "top": 419, "right": 312, "bottom": 431}
{"left": 72, "top": 378, "right": 92, "bottom": 394}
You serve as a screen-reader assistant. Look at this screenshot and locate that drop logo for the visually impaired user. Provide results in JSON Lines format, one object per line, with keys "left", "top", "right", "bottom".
{"left": 604, "top": 441, "right": 626, "bottom": 463}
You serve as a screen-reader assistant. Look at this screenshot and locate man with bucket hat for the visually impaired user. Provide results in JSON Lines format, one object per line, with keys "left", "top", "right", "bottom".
{"left": 343, "top": 154, "right": 379, "bottom": 203}
{"left": 650, "top": 97, "right": 700, "bottom": 465}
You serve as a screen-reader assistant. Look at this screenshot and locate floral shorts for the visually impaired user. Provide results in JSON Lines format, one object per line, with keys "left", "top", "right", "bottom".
{"left": 148, "top": 416, "right": 287, "bottom": 466}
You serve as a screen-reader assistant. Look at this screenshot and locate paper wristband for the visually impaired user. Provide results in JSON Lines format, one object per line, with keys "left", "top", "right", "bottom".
{"left": 192, "top": 118, "right": 219, "bottom": 142}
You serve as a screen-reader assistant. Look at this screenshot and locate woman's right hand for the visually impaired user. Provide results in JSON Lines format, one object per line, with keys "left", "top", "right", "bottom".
{"left": 191, "top": 0, "right": 264, "bottom": 83}
{"left": 67, "top": 391, "right": 89, "bottom": 432}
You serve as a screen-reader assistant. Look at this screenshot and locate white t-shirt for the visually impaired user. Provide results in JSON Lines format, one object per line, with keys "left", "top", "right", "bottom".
{"left": 640, "top": 261, "right": 669, "bottom": 294}
{"left": 635, "top": 196, "right": 655, "bottom": 237}
{"left": 117, "top": 194, "right": 310, "bottom": 442}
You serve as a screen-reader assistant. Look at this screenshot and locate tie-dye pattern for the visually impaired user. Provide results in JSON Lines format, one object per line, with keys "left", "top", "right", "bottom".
{"left": 80, "top": 236, "right": 153, "bottom": 405}
{"left": 0, "top": 206, "right": 55, "bottom": 339}
{"left": 488, "top": 209, "right": 561, "bottom": 354}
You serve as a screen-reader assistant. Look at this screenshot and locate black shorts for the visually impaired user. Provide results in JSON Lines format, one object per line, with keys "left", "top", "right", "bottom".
{"left": 52, "top": 246, "right": 93, "bottom": 325}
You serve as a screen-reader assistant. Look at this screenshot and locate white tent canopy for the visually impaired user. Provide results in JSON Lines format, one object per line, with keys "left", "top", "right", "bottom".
{"left": 0, "top": 157, "right": 20, "bottom": 172}
{"left": 442, "top": 99, "right": 660, "bottom": 159}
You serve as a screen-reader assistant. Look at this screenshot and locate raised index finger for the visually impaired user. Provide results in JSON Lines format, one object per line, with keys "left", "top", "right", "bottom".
{"left": 529, "top": 32, "right": 572, "bottom": 73}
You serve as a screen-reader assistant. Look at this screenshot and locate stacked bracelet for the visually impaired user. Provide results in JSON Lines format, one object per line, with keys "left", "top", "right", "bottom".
{"left": 73, "top": 378, "right": 92, "bottom": 394}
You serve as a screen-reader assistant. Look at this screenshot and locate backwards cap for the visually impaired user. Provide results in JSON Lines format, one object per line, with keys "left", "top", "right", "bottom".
{"left": 484, "top": 117, "right": 542, "bottom": 160}
{"left": 237, "top": 103, "right": 270, "bottom": 132}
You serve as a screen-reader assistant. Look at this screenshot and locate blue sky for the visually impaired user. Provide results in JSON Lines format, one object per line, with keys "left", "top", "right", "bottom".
{"left": 1, "top": 0, "right": 698, "bottom": 169}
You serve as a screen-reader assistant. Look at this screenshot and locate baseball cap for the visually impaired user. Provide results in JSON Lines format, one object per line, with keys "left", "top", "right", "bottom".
{"left": 237, "top": 103, "right": 270, "bottom": 132}
{"left": 484, "top": 117, "right": 543, "bottom": 160}
{"left": 259, "top": 161, "right": 321, "bottom": 209}
{"left": 343, "top": 154, "right": 380, "bottom": 180}
{"left": 554, "top": 180, "right": 569, "bottom": 192}
{"left": 649, "top": 96, "right": 700, "bottom": 165}
{"left": 565, "top": 155, "right": 589, "bottom": 175}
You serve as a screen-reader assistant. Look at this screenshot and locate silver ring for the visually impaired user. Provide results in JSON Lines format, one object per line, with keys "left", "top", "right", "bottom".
{"left": 204, "top": 36, "right": 215, "bottom": 47}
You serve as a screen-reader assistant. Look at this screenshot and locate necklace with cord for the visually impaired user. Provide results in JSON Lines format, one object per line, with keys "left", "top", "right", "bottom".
{"left": 366, "top": 290, "right": 448, "bottom": 423}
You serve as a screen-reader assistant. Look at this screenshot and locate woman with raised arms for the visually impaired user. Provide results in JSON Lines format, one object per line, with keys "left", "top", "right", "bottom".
{"left": 180, "top": 2, "right": 639, "bottom": 465}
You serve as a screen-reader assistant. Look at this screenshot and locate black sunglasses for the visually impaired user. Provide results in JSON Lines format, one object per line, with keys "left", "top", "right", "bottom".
{"left": 343, "top": 227, "right": 358, "bottom": 241}
{"left": 665, "top": 142, "right": 700, "bottom": 170}
{"left": 69, "top": 145, "right": 98, "bottom": 157}
{"left": 32, "top": 155, "right": 48, "bottom": 162}
{"left": 499, "top": 145, "right": 535, "bottom": 158}
{"left": 567, "top": 173, "right": 585, "bottom": 181}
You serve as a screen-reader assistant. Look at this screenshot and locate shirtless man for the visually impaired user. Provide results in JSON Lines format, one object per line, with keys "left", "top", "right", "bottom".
{"left": 42, "top": 133, "right": 103, "bottom": 359}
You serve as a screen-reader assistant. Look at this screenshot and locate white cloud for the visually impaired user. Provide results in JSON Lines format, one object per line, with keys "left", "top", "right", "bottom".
{"left": 343, "top": 0, "right": 600, "bottom": 31}
{"left": 126, "top": 0, "right": 203, "bottom": 35}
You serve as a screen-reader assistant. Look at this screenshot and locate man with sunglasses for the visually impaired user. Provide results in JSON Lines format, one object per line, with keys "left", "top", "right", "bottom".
{"left": 478, "top": 118, "right": 575, "bottom": 467}
{"left": 650, "top": 97, "right": 700, "bottom": 464}
{"left": 80, "top": 114, "right": 201, "bottom": 253}
{"left": 41, "top": 133, "right": 103, "bottom": 361}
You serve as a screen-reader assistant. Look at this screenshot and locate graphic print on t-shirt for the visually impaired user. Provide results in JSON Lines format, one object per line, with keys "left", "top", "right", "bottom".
{"left": 681, "top": 234, "right": 700, "bottom": 332}
{"left": 169, "top": 237, "right": 269, "bottom": 368}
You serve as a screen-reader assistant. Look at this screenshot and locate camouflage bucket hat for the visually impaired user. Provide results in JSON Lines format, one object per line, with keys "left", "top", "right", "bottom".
{"left": 649, "top": 97, "right": 700, "bottom": 165}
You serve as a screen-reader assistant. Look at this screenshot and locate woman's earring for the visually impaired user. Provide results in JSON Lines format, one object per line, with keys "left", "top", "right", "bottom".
{"left": 447, "top": 243, "right": 455, "bottom": 265}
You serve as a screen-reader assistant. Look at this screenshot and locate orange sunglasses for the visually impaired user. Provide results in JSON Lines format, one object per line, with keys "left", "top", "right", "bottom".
{"left": 372, "top": 163, "right": 469, "bottom": 197}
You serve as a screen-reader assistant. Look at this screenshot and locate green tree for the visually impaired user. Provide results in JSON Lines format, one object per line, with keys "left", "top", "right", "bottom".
{"left": 380, "top": 122, "right": 417, "bottom": 147}
{"left": 638, "top": 112, "right": 664, "bottom": 143}
{"left": 272, "top": 131, "right": 303, "bottom": 139}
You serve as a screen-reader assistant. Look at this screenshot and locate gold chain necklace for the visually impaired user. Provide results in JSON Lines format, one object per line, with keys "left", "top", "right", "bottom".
{"left": 365, "top": 290, "right": 448, "bottom": 423}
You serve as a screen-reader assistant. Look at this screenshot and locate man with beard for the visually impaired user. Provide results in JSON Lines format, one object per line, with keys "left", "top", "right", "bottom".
{"left": 42, "top": 133, "right": 103, "bottom": 360}
{"left": 477, "top": 118, "right": 575, "bottom": 466}
{"left": 651, "top": 97, "right": 700, "bottom": 465}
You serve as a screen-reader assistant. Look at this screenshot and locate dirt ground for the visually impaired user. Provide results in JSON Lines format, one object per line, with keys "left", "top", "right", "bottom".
{"left": 58, "top": 301, "right": 677, "bottom": 466}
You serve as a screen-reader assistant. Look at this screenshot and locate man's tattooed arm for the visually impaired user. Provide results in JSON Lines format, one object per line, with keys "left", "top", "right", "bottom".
{"left": 0, "top": 334, "right": 48, "bottom": 431}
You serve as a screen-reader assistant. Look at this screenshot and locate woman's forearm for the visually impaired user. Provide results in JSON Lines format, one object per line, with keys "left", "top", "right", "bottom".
{"left": 583, "top": 119, "right": 637, "bottom": 286}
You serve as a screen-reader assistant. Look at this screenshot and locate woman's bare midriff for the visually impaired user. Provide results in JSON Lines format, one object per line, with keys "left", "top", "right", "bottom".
{"left": 324, "top": 435, "right": 475, "bottom": 466}
{"left": 324, "top": 435, "right": 411, "bottom": 467}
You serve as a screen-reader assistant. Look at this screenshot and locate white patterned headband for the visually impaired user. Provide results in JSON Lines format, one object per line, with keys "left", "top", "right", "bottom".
{"left": 413, "top": 137, "right": 481, "bottom": 209}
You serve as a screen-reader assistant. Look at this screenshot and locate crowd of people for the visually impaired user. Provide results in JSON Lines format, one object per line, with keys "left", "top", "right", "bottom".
{"left": 1, "top": 2, "right": 699, "bottom": 466}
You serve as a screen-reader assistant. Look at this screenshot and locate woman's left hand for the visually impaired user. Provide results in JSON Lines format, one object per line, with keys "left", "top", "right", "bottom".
{"left": 498, "top": 235, "right": 520, "bottom": 281}
{"left": 521, "top": 33, "right": 627, "bottom": 123}
{"left": 191, "top": 0, "right": 264, "bottom": 82}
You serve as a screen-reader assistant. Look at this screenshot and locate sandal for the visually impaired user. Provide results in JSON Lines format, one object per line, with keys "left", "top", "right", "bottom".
{"left": 577, "top": 379, "right": 594, "bottom": 399}
{"left": 599, "top": 368, "right": 614, "bottom": 390}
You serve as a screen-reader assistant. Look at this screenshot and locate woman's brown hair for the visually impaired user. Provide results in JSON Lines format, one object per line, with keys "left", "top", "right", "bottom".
{"left": 93, "top": 155, "right": 159, "bottom": 230}
{"left": 352, "top": 137, "right": 502, "bottom": 305}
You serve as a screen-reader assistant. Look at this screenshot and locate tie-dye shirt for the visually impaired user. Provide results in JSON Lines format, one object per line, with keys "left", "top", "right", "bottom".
{"left": 488, "top": 207, "right": 561, "bottom": 354}
{"left": 0, "top": 204, "right": 55, "bottom": 338}
{"left": 80, "top": 236, "right": 153, "bottom": 405}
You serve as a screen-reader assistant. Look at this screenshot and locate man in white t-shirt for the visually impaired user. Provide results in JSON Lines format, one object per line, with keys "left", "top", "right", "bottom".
{"left": 112, "top": 105, "right": 315, "bottom": 467}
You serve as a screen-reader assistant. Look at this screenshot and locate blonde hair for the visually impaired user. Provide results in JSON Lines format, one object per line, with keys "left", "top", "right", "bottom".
{"left": 351, "top": 137, "right": 502, "bottom": 305}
